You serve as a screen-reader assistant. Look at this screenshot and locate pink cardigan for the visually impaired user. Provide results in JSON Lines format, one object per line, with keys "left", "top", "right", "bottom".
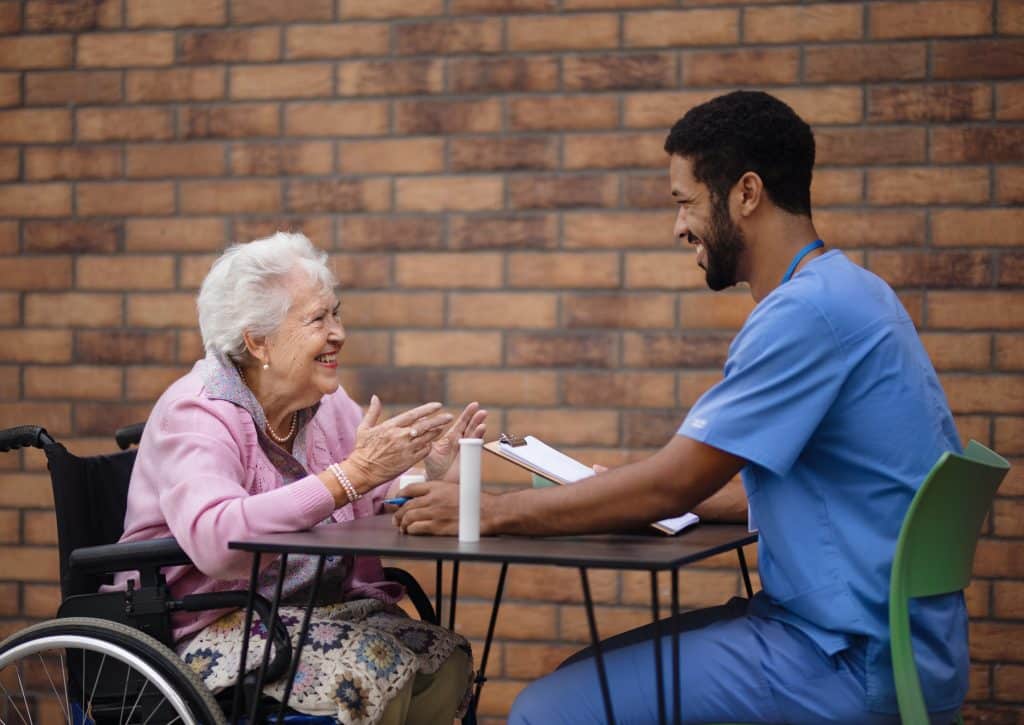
{"left": 112, "top": 357, "right": 402, "bottom": 641}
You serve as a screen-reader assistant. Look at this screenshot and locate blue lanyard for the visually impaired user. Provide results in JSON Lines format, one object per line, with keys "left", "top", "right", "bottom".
{"left": 781, "top": 239, "right": 824, "bottom": 284}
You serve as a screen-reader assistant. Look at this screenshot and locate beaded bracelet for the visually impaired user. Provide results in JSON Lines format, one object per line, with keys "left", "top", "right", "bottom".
{"left": 329, "top": 462, "right": 361, "bottom": 504}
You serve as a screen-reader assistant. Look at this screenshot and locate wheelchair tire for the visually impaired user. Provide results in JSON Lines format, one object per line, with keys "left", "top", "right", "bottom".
{"left": 0, "top": 616, "right": 226, "bottom": 725}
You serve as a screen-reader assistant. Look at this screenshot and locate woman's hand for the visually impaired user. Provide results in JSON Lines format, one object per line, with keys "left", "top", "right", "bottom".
{"left": 423, "top": 402, "right": 488, "bottom": 482}
{"left": 345, "top": 396, "right": 453, "bottom": 489}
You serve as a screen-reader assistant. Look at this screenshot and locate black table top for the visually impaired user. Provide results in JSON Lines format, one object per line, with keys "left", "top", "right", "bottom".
{"left": 229, "top": 515, "right": 757, "bottom": 571}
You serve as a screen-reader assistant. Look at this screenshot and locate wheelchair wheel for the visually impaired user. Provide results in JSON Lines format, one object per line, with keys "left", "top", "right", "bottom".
{"left": 0, "top": 617, "right": 226, "bottom": 725}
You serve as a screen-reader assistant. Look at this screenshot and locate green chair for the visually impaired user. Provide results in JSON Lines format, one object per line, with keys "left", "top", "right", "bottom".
{"left": 715, "top": 440, "right": 1010, "bottom": 725}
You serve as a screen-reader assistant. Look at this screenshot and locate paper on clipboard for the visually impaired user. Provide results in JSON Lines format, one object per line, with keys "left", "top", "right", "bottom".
{"left": 484, "top": 435, "right": 699, "bottom": 536}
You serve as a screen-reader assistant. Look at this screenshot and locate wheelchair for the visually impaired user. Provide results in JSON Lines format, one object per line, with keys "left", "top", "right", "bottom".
{"left": 0, "top": 423, "right": 444, "bottom": 725}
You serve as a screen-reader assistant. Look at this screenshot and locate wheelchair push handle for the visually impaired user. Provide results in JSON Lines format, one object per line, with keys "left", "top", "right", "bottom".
{"left": 0, "top": 425, "right": 56, "bottom": 452}
{"left": 115, "top": 422, "right": 146, "bottom": 450}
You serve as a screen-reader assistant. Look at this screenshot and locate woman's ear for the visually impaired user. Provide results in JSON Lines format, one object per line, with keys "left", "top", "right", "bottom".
{"left": 734, "top": 171, "right": 764, "bottom": 218}
{"left": 242, "top": 330, "right": 269, "bottom": 367}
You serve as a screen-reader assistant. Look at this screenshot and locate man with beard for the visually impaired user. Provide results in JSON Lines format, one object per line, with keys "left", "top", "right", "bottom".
{"left": 396, "top": 91, "right": 967, "bottom": 724}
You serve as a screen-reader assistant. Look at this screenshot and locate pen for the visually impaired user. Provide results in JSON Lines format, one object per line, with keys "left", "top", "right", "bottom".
{"left": 383, "top": 497, "right": 409, "bottom": 506}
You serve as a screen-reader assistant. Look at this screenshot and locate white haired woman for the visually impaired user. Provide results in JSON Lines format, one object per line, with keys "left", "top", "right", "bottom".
{"left": 112, "top": 232, "right": 486, "bottom": 724}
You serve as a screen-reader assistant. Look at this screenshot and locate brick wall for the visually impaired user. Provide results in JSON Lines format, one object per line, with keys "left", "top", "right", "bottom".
{"left": 0, "top": 0, "right": 1021, "bottom": 721}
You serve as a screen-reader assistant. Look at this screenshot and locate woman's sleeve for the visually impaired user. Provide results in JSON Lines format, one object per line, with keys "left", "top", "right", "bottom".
{"left": 151, "top": 397, "right": 336, "bottom": 580}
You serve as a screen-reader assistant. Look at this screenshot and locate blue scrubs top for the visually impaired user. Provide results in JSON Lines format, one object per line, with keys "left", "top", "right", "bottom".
{"left": 679, "top": 250, "right": 968, "bottom": 714}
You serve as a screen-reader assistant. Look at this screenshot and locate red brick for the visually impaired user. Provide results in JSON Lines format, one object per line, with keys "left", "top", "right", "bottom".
{"left": 679, "top": 370, "right": 723, "bottom": 407}
{"left": 623, "top": 567, "right": 740, "bottom": 608}
{"left": 623, "top": 89, "right": 720, "bottom": 129}
{"left": 920, "top": 333, "right": 991, "bottom": 371}
{"left": 475, "top": 680, "right": 527, "bottom": 719}
{"left": 997, "top": 82, "right": 1024, "bottom": 120}
{"left": 448, "top": 292, "right": 558, "bottom": 329}
{"left": 285, "top": 101, "right": 389, "bottom": 137}
{"left": 339, "top": 292, "right": 444, "bottom": 329}
{"left": 25, "top": 0, "right": 120, "bottom": 30}
{"left": 971, "top": 621, "right": 1024, "bottom": 661}
{"left": 178, "top": 28, "right": 280, "bottom": 64}
{"left": 872, "top": 250, "right": 994, "bottom": 288}
{"left": 124, "top": 365, "right": 191, "bottom": 400}
{"left": 77, "top": 107, "right": 173, "bottom": 142}
{"left": 0, "top": 1, "right": 18, "bottom": 32}
{"left": 805, "top": 42, "right": 927, "bottom": 83}
{"left": 24, "top": 221, "right": 120, "bottom": 253}
{"left": 450, "top": 0, "right": 555, "bottom": 10}
{"left": 449, "top": 214, "right": 558, "bottom": 250}
{"left": 78, "top": 32, "right": 173, "bottom": 67}
{"left": 24, "top": 365, "right": 123, "bottom": 400}
{"left": 395, "top": 98, "right": 501, "bottom": 134}
{"left": 232, "top": 63, "right": 333, "bottom": 100}
{"left": 25, "top": 293, "right": 123, "bottom": 327}
{"left": 871, "top": 1, "right": 993, "bottom": 39}
{"left": 236, "top": 218, "right": 333, "bottom": 249}
{"left": 816, "top": 127, "right": 926, "bottom": 165}
{"left": 564, "top": 371, "right": 675, "bottom": 408}
{"left": 0, "top": 183, "right": 70, "bottom": 217}
{"left": 868, "top": 167, "right": 989, "bottom": 205}
{"left": 0, "top": 257, "right": 71, "bottom": 290}
{"left": 336, "top": 369, "right": 445, "bottom": 407}
{"left": 746, "top": 4, "right": 863, "bottom": 43}
{"left": 0, "top": 109, "right": 71, "bottom": 143}
{"left": 339, "top": 139, "right": 443, "bottom": 175}
{"left": 448, "top": 56, "right": 559, "bottom": 93}
{"left": 995, "top": 418, "right": 1024, "bottom": 455}
{"left": 928, "top": 292, "right": 1024, "bottom": 329}
{"left": 23, "top": 583, "right": 60, "bottom": 617}
{"left": 623, "top": 332, "right": 731, "bottom": 367}
{"left": 396, "top": 19, "right": 502, "bottom": 54}
{"left": 679, "top": 291, "right": 755, "bottom": 330}
{"left": 816, "top": 211, "right": 926, "bottom": 248}
{"left": 683, "top": 48, "right": 798, "bottom": 86}
{"left": 125, "top": 218, "right": 226, "bottom": 252}
{"left": 0, "top": 36, "right": 73, "bottom": 69}
{"left": 564, "top": 292, "right": 675, "bottom": 329}
{"left": 764, "top": 87, "right": 862, "bottom": 125}
{"left": 396, "top": 176, "right": 501, "bottom": 212}
{"left": 127, "top": 0, "right": 224, "bottom": 26}
{"left": 564, "top": 211, "right": 675, "bottom": 249}
{"left": 24, "top": 147, "right": 122, "bottom": 181}
{"left": 181, "top": 103, "right": 280, "bottom": 138}
{"left": 394, "top": 253, "right": 503, "bottom": 288}
{"left": 0, "top": 294, "right": 17, "bottom": 325}
{"left": 506, "top": 406, "right": 619, "bottom": 443}
{"left": 932, "top": 126, "right": 1024, "bottom": 163}
{"left": 509, "top": 174, "right": 618, "bottom": 210}
{"left": 76, "top": 329, "right": 177, "bottom": 364}
{"left": 287, "top": 179, "right": 389, "bottom": 214}
{"left": 339, "top": 216, "right": 443, "bottom": 252}
{"left": 0, "top": 72, "right": 17, "bottom": 108}
{"left": 564, "top": 53, "right": 676, "bottom": 91}
{"left": 178, "top": 253, "right": 217, "bottom": 288}
{"left": 25, "top": 71, "right": 122, "bottom": 105}
{"left": 1000, "top": 253, "right": 1024, "bottom": 286}
{"left": 1001, "top": 0, "right": 1024, "bottom": 33}
{"left": 564, "top": 132, "right": 666, "bottom": 169}
{"left": 625, "top": 251, "right": 707, "bottom": 289}
{"left": 232, "top": 141, "right": 333, "bottom": 176}
{"left": 76, "top": 255, "right": 175, "bottom": 291}
{"left": 559, "top": 604, "right": 656, "bottom": 643}
{"left": 0, "top": 221, "right": 14, "bottom": 253}
{"left": 450, "top": 137, "right": 558, "bottom": 172}
{"left": 811, "top": 170, "right": 864, "bottom": 207}
{"left": 503, "top": 641, "right": 579, "bottom": 679}
{"left": 508, "top": 95, "right": 619, "bottom": 131}
{"left": 126, "top": 67, "right": 225, "bottom": 102}
{"left": 508, "top": 252, "right": 619, "bottom": 288}
{"left": 394, "top": 331, "right": 502, "bottom": 367}
{"left": 624, "top": 9, "right": 738, "bottom": 47}
{"left": 325, "top": 330, "right": 389, "bottom": 365}
{"left": 933, "top": 39, "right": 1024, "bottom": 79}
{"left": 74, "top": 402, "right": 154, "bottom": 436}
{"left": 180, "top": 179, "right": 281, "bottom": 214}
{"left": 285, "top": 23, "right": 390, "bottom": 60}
{"left": 339, "top": 0, "right": 443, "bottom": 18}
{"left": 125, "top": 142, "right": 223, "bottom": 178}
{"left": 77, "top": 181, "right": 174, "bottom": 216}
{"left": 0, "top": 546, "right": 58, "bottom": 582}
{"left": 126, "top": 293, "right": 197, "bottom": 327}
{"left": 996, "top": 335, "right": 1024, "bottom": 370}
{"left": 339, "top": 59, "right": 443, "bottom": 96}
{"left": 932, "top": 210, "right": 1024, "bottom": 247}
{"left": 0, "top": 331, "right": 71, "bottom": 364}
{"left": 231, "top": 0, "right": 331, "bottom": 23}
{"left": 868, "top": 83, "right": 992, "bottom": 122}
{"left": 507, "top": 14, "right": 618, "bottom": 51}
{"left": 447, "top": 370, "right": 558, "bottom": 406}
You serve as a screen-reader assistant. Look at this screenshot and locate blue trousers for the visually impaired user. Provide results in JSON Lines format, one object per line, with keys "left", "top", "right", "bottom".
{"left": 508, "top": 598, "right": 958, "bottom": 725}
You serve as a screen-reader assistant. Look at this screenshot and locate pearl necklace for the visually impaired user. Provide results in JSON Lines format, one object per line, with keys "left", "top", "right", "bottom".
{"left": 236, "top": 365, "right": 297, "bottom": 444}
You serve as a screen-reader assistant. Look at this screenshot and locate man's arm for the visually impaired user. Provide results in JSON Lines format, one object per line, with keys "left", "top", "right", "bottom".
{"left": 691, "top": 477, "right": 747, "bottom": 523}
{"left": 396, "top": 435, "right": 746, "bottom": 537}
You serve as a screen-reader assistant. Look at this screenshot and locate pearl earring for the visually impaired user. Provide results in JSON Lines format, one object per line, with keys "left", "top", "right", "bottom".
{"left": 262, "top": 362, "right": 270, "bottom": 370}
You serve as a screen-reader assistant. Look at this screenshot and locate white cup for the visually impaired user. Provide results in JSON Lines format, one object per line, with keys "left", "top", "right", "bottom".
{"left": 399, "top": 470, "right": 425, "bottom": 489}
{"left": 458, "top": 438, "right": 483, "bottom": 542}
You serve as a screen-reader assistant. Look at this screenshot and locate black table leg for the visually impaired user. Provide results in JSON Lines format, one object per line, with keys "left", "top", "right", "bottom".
{"left": 448, "top": 560, "right": 460, "bottom": 630}
{"left": 275, "top": 554, "right": 326, "bottom": 722}
{"left": 737, "top": 547, "right": 753, "bottom": 598}
{"left": 650, "top": 571, "right": 667, "bottom": 725}
{"left": 435, "top": 559, "right": 444, "bottom": 626}
{"left": 248, "top": 553, "right": 288, "bottom": 725}
{"left": 579, "top": 567, "right": 615, "bottom": 725}
{"left": 672, "top": 568, "right": 681, "bottom": 725}
{"left": 231, "top": 552, "right": 262, "bottom": 725}
{"left": 471, "top": 562, "right": 508, "bottom": 714}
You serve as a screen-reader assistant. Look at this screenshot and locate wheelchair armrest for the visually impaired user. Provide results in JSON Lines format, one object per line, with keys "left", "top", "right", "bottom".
{"left": 383, "top": 566, "right": 438, "bottom": 624}
{"left": 69, "top": 537, "right": 192, "bottom": 575}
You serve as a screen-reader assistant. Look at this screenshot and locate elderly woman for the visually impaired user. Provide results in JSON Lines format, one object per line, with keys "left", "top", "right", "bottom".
{"left": 113, "top": 232, "right": 485, "bottom": 724}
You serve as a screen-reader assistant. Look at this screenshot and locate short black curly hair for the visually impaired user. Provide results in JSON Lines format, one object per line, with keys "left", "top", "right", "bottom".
{"left": 664, "top": 91, "right": 814, "bottom": 216}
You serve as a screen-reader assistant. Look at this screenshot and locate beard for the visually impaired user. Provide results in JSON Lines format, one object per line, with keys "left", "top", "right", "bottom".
{"left": 700, "top": 196, "right": 747, "bottom": 291}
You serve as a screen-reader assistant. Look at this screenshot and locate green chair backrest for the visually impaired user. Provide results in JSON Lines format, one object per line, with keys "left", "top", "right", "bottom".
{"left": 889, "top": 440, "right": 1011, "bottom": 725}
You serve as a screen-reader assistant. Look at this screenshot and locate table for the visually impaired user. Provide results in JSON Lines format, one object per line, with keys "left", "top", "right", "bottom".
{"left": 228, "top": 515, "right": 757, "bottom": 725}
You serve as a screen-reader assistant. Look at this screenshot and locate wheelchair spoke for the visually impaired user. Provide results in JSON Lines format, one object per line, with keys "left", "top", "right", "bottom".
{"left": 122, "top": 677, "right": 148, "bottom": 725}
{"left": 119, "top": 657, "right": 131, "bottom": 725}
{"left": 0, "top": 679, "right": 32, "bottom": 725}
{"left": 86, "top": 652, "right": 108, "bottom": 715}
{"left": 59, "top": 653, "right": 70, "bottom": 725}
{"left": 36, "top": 654, "right": 71, "bottom": 725}
{"left": 15, "top": 665, "right": 34, "bottom": 725}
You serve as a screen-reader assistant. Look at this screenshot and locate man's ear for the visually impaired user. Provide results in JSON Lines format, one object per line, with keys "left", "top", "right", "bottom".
{"left": 242, "top": 330, "right": 268, "bottom": 367}
{"left": 733, "top": 171, "right": 765, "bottom": 218}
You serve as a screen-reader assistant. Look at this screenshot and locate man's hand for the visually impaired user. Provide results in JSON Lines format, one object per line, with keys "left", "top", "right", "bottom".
{"left": 393, "top": 481, "right": 496, "bottom": 536}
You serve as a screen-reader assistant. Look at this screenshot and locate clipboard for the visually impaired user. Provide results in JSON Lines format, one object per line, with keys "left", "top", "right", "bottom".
{"left": 484, "top": 433, "right": 699, "bottom": 536}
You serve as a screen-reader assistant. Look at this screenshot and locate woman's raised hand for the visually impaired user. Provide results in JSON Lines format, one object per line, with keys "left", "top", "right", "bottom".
{"left": 423, "top": 402, "right": 488, "bottom": 482}
{"left": 346, "top": 396, "right": 453, "bottom": 487}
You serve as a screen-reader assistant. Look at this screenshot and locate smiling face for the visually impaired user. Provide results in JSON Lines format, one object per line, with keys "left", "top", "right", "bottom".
{"left": 670, "top": 154, "right": 748, "bottom": 291}
{"left": 261, "top": 269, "right": 345, "bottom": 410}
